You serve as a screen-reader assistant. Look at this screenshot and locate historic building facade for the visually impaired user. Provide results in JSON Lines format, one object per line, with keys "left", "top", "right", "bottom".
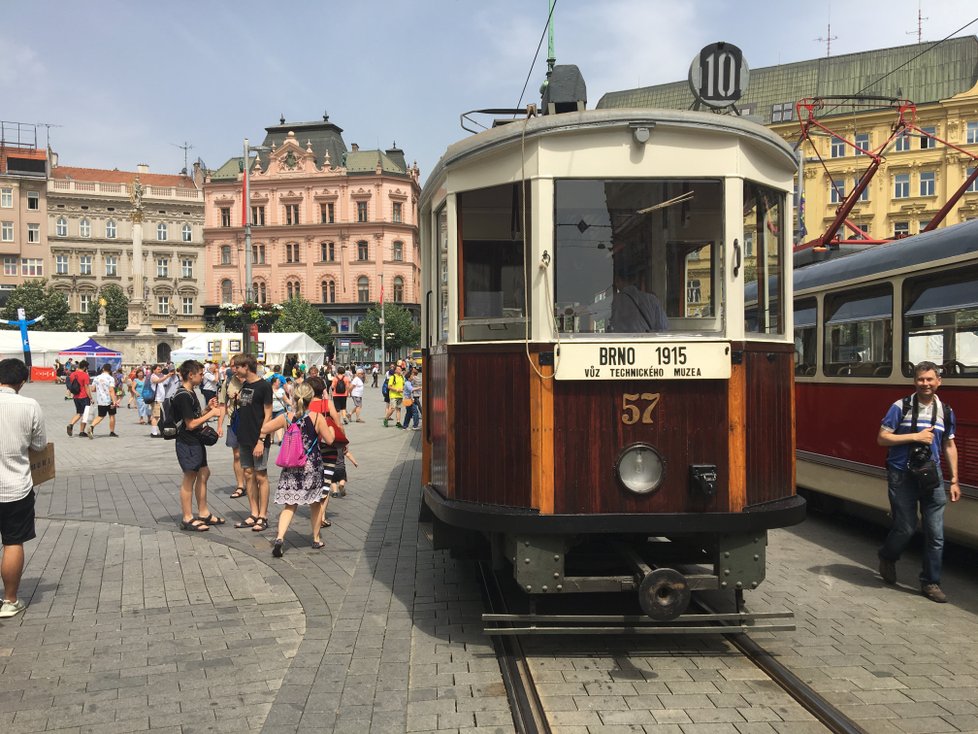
{"left": 47, "top": 163, "right": 207, "bottom": 330}
{"left": 203, "top": 115, "right": 421, "bottom": 360}
{"left": 0, "top": 123, "right": 49, "bottom": 298}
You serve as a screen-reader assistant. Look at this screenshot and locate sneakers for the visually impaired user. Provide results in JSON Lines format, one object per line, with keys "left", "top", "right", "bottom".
{"left": 66, "top": 424, "right": 73, "bottom": 437}
{"left": 383, "top": 419, "right": 389, "bottom": 427}
{"left": 0, "top": 599, "right": 26, "bottom": 618}
{"left": 109, "top": 432, "right": 119, "bottom": 437}
{"left": 922, "top": 584, "right": 947, "bottom": 603}
{"left": 86, "top": 426, "right": 94, "bottom": 439}
{"left": 878, "top": 556, "right": 896, "bottom": 584}
{"left": 410, "top": 426, "right": 421, "bottom": 431}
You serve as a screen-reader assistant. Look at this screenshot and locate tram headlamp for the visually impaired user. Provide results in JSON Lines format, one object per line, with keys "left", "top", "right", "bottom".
{"left": 615, "top": 443, "right": 664, "bottom": 495}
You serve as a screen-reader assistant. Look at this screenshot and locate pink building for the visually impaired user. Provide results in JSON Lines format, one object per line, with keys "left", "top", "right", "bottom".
{"left": 203, "top": 115, "right": 421, "bottom": 359}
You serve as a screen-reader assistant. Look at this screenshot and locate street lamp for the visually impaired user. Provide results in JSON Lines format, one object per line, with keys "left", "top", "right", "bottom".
{"left": 379, "top": 273, "right": 385, "bottom": 367}
{"left": 242, "top": 138, "right": 271, "bottom": 354}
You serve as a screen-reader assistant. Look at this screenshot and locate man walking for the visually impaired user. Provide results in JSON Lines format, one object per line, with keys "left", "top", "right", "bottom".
{"left": 89, "top": 364, "right": 120, "bottom": 437}
{"left": 877, "top": 361, "right": 960, "bottom": 602}
{"left": 383, "top": 364, "right": 405, "bottom": 428}
{"left": 0, "top": 358, "right": 47, "bottom": 618}
{"left": 66, "top": 359, "right": 92, "bottom": 437}
{"left": 231, "top": 354, "right": 273, "bottom": 532}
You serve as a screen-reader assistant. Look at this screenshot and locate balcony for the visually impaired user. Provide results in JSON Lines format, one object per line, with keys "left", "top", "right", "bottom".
{"left": 49, "top": 179, "right": 203, "bottom": 202}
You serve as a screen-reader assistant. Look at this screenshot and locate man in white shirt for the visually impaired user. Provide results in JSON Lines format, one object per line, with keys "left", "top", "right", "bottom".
{"left": 89, "top": 364, "right": 120, "bottom": 438}
{"left": 0, "top": 358, "right": 47, "bottom": 618}
{"left": 149, "top": 366, "right": 179, "bottom": 438}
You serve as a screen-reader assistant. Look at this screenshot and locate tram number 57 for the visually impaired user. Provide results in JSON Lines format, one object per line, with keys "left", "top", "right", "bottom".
{"left": 622, "top": 393, "right": 661, "bottom": 425}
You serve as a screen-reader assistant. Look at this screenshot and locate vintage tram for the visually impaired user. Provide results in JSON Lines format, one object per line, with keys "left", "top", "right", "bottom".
{"left": 793, "top": 219, "right": 978, "bottom": 546}
{"left": 418, "top": 73, "right": 805, "bottom": 621}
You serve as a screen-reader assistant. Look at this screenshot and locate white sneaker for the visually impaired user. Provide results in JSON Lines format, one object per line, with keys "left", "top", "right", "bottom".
{"left": 0, "top": 599, "right": 26, "bottom": 618}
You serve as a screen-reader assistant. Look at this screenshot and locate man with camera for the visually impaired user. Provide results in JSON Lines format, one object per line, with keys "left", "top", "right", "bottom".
{"left": 877, "top": 361, "right": 960, "bottom": 602}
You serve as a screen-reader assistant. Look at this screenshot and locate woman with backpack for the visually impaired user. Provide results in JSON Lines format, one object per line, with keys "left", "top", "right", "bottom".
{"left": 260, "top": 381, "right": 336, "bottom": 556}
{"left": 331, "top": 367, "right": 351, "bottom": 424}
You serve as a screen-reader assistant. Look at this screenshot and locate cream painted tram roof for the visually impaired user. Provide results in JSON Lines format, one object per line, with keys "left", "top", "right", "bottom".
{"left": 422, "top": 108, "right": 797, "bottom": 202}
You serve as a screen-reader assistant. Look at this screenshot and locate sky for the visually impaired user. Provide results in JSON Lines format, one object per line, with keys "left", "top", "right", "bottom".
{"left": 2, "top": 0, "right": 976, "bottom": 183}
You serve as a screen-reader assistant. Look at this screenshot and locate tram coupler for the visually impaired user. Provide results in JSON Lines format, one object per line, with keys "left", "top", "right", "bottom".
{"left": 715, "top": 532, "right": 768, "bottom": 592}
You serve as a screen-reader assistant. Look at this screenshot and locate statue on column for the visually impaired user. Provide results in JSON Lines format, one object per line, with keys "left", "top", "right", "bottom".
{"left": 129, "top": 177, "right": 144, "bottom": 220}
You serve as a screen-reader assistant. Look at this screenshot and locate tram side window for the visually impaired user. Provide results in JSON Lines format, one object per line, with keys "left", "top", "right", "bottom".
{"left": 743, "top": 182, "right": 784, "bottom": 335}
{"left": 436, "top": 206, "right": 449, "bottom": 343}
{"left": 794, "top": 298, "right": 817, "bottom": 376}
{"left": 553, "top": 178, "right": 723, "bottom": 334}
{"left": 457, "top": 183, "right": 528, "bottom": 342}
{"left": 823, "top": 286, "right": 892, "bottom": 377}
{"left": 903, "top": 266, "right": 978, "bottom": 377}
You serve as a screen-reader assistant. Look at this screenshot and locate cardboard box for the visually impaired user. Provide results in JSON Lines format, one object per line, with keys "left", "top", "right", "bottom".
{"left": 29, "top": 442, "right": 55, "bottom": 486}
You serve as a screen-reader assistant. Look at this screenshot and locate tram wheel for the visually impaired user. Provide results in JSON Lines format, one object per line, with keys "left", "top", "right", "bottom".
{"left": 638, "top": 568, "right": 691, "bottom": 621}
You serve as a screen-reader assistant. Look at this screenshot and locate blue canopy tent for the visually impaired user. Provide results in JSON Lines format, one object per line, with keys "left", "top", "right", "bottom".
{"left": 58, "top": 338, "right": 123, "bottom": 374}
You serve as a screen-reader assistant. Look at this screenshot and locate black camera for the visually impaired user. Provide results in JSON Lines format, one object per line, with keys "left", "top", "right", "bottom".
{"left": 908, "top": 443, "right": 932, "bottom": 469}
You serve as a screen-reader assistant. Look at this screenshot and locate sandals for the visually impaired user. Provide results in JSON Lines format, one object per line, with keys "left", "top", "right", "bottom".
{"left": 251, "top": 517, "right": 268, "bottom": 532}
{"left": 234, "top": 514, "right": 258, "bottom": 529}
{"left": 321, "top": 518, "right": 332, "bottom": 528}
{"left": 229, "top": 487, "right": 246, "bottom": 499}
{"left": 180, "top": 518, "right": 209, "bottom": 532}
{"left": 272, "top": 539, "right": 284, "bottom": 558}
{"left": 311, "top": 540, "right": 325, "bottom": 549}
{"left": 198, "top": 514, "right": 226, "bottom": 526}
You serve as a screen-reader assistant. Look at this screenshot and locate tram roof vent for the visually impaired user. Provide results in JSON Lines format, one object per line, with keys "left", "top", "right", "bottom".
{"left": 541, "top": 65, "right": 587, "bottom": 115}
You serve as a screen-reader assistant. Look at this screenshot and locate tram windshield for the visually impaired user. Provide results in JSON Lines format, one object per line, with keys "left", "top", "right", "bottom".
{"left": 553, "top": 179, "right": 723, "bottom": 334}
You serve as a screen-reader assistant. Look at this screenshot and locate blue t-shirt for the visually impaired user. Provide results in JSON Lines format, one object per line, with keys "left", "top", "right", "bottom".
{"left": 881, "top": 394, "right": 955, "bottom": 471}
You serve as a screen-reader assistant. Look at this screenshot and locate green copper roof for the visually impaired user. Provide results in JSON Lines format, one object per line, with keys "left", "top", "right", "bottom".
{"left": 344, "top": 149, "right": 408, "bottom": 175}
{"left": 598, "top": 37, "right": 978, "bottom": 124}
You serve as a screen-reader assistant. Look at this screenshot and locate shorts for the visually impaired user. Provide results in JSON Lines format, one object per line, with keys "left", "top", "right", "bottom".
{"left": 239, "top": 439, "right": 270, "bottom": 471}
{"left": 176, "top": 441, "right": 207, "bottom": 472}
{"left": 0, "top": 490, "right": 36, "bottom": 546}
{"left": 352, "top": 396, "right": 362, "bottom": 408}
{"left": 333, "top": 396, "right": 348, "bottom": 411}
{"left": 73, "top": 397, "right": 90, "bottom": 415}
{"left": 225, "top": 425, "right": 239, "bottom": 449}
{"left": 201, "top": 389, "right": 217, "bottom": 405}
{"left": 332, "top": 466, "right": 348, "bottom": 484}
{"left": 97, "top": 404, "right": 117, "bottom": 417}
{"left": 151, "top": 402, "right": 162, "bottom": 420}
{"left": 392, "top": 398, "right": 403, "bottom": 408}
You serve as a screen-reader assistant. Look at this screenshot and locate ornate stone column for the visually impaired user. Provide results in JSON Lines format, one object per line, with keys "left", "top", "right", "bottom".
{"left": 127, "top": 176, "right": 153, "bottom": 335}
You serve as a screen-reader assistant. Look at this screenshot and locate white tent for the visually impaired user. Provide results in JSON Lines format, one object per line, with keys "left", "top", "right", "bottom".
{"left": 180, "top": 332, "right": 326, "bottom": 367}
{"left": 0, "top": 330, "right": 96, "bottom": 367}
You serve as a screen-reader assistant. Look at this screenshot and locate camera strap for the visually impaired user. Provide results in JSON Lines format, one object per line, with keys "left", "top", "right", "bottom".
{"left": 908, "top": 395, "right": 937, "bottom": 434}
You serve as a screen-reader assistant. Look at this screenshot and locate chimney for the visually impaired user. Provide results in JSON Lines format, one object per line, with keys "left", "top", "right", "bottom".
{"left": 137, "top": 163, "right": 150, "bottom": 174}
{"left": 351, "top": 143, "right": 359, "bottom": 152}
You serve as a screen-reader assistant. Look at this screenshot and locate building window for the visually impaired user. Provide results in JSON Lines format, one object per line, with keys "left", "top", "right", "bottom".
{"left": 80, "top": 255, "right": 92, "bottom": 275}
{"left": 830, "top": 137, "right": 845, "bottom": 158}
{"left": 157, "top": 257, "right": 169, "bottom": 277}
{"left": 253, "top": 281, "right": 266, "bottom": 304}
{"left": 855, "top": 133, "right": 870, "bottom": 155}
{"left": 894, "top": 173, "right": 910, "bottom": 199}
{"left": 3, "top": 257, "right": 17, "bottom": 276}
{"left": 894, "top": 221, "right": 910, "bottom": 237}
{"left": 393, "top": 276, "right": 404, "bottom": 302}
{"left": 182, "top": 296, "right": 194, "bottom": 315}
{"left": 321, "top": 241, "right": 335, "bottom": 262}
{"left": 80, "top": 294, "right": 92, "bottom": 313}
{"left": 392, "top": 240, "right": 403, "bottom": 261}
{"left": 967, "top": 168, "right": 978, "bottom": 194}
{"left": 220, "top": 279, "right": 233, "bottom": 303}
{"left": 27, "top": 191, "right": 39, "bottom": 210}
{"left": 182, "top": 223, "right": 192, "bottom": 242}
{"left": 285, "top": 243, "right": 301, "bottom": 263}
{"left": 392, "top": 202, "right": 402, "bottom": 223}
{"left": 252, "top": 244, "right": 265, "bottom": 264}
{"left": 0, "top": 222, "right": 11, "bottom": 241}
{"left": 27, "top": 223, "right": 39, "bottom": 243}
{"left": 251, "top": 206, "right": 264, "bottom": 226}
{"left": 968, "top": 121, "right": 978, "bottom": 145}
{"left": 286, "top": 280, "right": 301, "bottom": 299}
{"left": 357, "top": 241, "right": 368, "bottom": 261}
{"left": 0, "top": 188, "right": 11, "bottom": 208}
{"left": 858, "top": 182, "right": 869, "bottom": 202}
{"left": 157, "top": 223, "right": 167, "bottom": 241}
{"left": 357, "top": 276, "right": 370, "bottom": 302}
{"left": 919, "top": 126, "right": 936, "bottom": 150}
{"left": 221, "top": 207, "right": 231, "bottom": 227}
{"left": 21, "top": 258, "right": 43, "bottom": 277}
{"left": 919, "top": 171, "right": 936, "bottom": 197}
{"left": 157, "top": 296, "right": 169, "bottom": 315}
{"left": 105, "top": 255, "right": 117, "bottom": 277}
{"left": 220, "top": 245, "right": 232, "bottom": 265}
{"left": 321, "top": 203, "right": 335, "bottom": 224}
{"left": 895, "top": 132, "right": 911, "bottom": 152}
{"left": 56, "top": 217, "right": 67, "bottom": 236}
{"left": 55, "top": 254, "right": 68, "bottom": 274}
{"left": 830, "top": 179, "right": 845, "bottom": 205}
{"left": 321, "top": 280, "right": 335, "bottom": 303}
{"left": 770, "top": 102, "right": 794, "bottom": 123}
{"left": 80, "top": 218, "right": 91, "bottom": 238}
{"left": 106, "top": 219, "right": 116, "bottom": 238}
{"left": 181, "top": 258, "right": 193, "bottom": 278}
{"left": 357, "top": 201, "right": 368, "bottom": 222}
{"left": 285, "top": 203, "right": 300, "bottom": 225}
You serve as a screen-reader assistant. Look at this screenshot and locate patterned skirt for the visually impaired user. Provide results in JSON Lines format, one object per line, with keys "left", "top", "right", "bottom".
{"left": 274, "top": 453, "right": 324, "bottom": 506}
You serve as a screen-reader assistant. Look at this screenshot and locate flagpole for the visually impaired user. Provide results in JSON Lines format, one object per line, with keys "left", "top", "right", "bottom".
{"left": 380, "top": 273, "right": 385, "bottom": 364}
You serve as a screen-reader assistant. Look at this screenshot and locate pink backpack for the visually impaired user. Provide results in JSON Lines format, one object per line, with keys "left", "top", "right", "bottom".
{"left": 275, "top": 416, "right": 318, "bottom": 468}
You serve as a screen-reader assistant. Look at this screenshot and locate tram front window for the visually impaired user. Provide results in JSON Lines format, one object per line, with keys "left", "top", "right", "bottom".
{"left": 553, "top": 179, "right": 723, "bottom": 334}
{"left": 743, "top": 182, "right": 784, "bottom": 335}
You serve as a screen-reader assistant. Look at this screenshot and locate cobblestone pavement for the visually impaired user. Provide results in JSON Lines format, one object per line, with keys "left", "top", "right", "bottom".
{"left": 0, "top": 383, "right": 510, "bottom": 734}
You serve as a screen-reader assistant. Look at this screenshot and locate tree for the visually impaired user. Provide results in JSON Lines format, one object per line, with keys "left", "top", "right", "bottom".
{"left": 357, "top": 304, "right": 420, "bottom": 354}
{"left": 0, "top": 279, "right": 77, "bottom": 331}
{"left": 272, "top": 295, "right": 333, "bottom": 348}
{"left": 81, "top": 284, "right": 129, "bottom": 332}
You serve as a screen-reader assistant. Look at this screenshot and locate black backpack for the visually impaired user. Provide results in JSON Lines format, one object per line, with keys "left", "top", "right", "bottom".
{"left": 67, "top": 373, "right": 82, "bottom": 396}
{"left": 159, "top": 387, "right": 191, "bottom": 440}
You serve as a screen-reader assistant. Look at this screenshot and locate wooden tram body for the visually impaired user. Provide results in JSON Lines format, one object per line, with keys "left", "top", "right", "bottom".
{"left": 793, "top": 220, "right": 978, "bottom": 546}
{"left": 418, "top": 106, "right": 805, "bottom": 619}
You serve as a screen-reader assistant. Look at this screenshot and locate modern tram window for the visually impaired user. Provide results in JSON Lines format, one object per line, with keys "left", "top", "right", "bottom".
{"left": 823, "top": 286, "right": 893, "bottom": 377}
{"left": 743, "top": 182, "right": 784, "bottom": 335}
{"left": 456, "top": 183, "right": 528, "bottom": 342}
{"left": 553, "top": 179, "right": 723, "bottom": 334}
{"left": 903, "top": 266, "right": 978, "bottom": 377}
{"left": 794, "top": 298, "right": 817, "bottom": 376}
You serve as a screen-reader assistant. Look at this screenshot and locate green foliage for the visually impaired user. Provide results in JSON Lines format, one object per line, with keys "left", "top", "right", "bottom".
{"left": 272, "top": 296, "right": 333, "bottom": 347}
{"left": 81, "top": 284, "right": 130, "bottom": 332}
{"left": 0, "top": 279, "right": 78, "bottom": 331}
{"left": 357, "top": 304, "right": 420, "bottom": 352}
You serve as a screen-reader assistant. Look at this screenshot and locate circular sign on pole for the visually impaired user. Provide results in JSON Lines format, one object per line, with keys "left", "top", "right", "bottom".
{"left": 688, "top": 42, "right": 750, "bottom": 109}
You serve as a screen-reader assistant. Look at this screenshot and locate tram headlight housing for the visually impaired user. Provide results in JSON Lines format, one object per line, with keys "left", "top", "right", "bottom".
{"left": 615, "top": 443, "right": 664, "bottom": 495}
